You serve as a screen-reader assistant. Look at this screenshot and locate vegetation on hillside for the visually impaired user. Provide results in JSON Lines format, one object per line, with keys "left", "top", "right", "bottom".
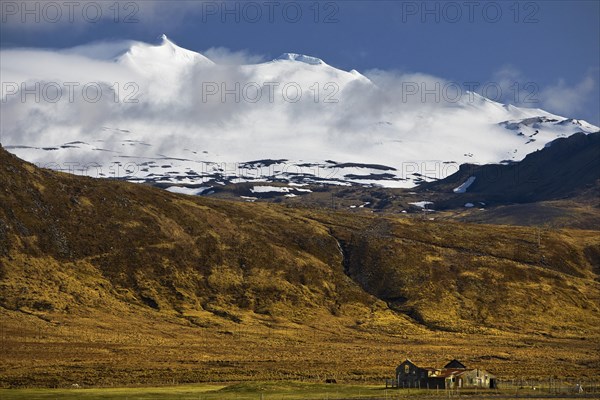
{"left": 1, "top": 146, "right": 599, "bottom": 387}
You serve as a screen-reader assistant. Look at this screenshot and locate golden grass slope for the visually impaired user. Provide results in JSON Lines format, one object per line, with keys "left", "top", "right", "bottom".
{"left": 0, "top": 146, "right": 599, "bottom": 387}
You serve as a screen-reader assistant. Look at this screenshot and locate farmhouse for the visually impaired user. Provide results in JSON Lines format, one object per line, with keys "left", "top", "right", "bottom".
{"left": 391, "top": 359, "right": 497, "bottom": 389}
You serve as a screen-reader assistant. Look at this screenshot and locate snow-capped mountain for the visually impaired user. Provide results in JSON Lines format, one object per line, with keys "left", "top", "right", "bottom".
{"left": 1, "top": 35, "right": 597, "bottom": 191}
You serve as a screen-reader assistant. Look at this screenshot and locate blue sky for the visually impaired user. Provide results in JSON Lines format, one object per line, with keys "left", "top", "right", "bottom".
{"left": 1, "top": 0, "right": 599, "bottom": 124}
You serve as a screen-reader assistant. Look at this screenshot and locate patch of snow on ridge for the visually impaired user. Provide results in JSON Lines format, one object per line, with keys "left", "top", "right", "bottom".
{"left": 166, "top": 186, "right": 211, "bottom": 195}
{"left": 453, "top": 176, "right": 476, "bottom": 193}
{"left": 409, "top": 201, "right": 434, "bottom": 208}
{"left": 250, "top": 186, "right": 292, "bottom": 193}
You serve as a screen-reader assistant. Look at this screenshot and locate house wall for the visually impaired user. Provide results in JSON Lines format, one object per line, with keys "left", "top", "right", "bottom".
{"left": 395, "top": 360, "right": 428, "bottom": 388}
{"left": 458, "top": 369, "right": 495, "bottom": 388}
{"left": 427, "top": 377, "right": 446, "bottom": 389}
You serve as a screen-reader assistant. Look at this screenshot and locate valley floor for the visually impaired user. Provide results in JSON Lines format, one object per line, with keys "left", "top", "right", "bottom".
{"left": 1, "top": 382, "right": 599, "bottom": 400}
{"left": 1, "top": 308, "right": 599, "bottom": 389}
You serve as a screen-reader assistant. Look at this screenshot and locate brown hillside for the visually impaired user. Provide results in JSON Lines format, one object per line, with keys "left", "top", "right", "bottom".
{"left": 0, "top": 146, "right": 599, "bottom": 387}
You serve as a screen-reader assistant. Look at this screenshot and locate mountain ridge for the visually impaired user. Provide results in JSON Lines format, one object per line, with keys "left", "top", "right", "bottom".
{"left": 2, "top": 37, "right": 598, "bottom": 190}
{"left": 419, "top": 131, "right": 600, "bottom": 204}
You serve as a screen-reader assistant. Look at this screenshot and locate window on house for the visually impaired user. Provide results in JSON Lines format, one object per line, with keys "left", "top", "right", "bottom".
{"left": 405, "top": 365, "right": 410, "bottom": 374}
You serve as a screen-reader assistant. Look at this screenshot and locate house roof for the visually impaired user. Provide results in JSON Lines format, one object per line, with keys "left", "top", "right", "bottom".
{"left": 444, "top": 359, "right": 467, "bottom": 369}
{"left": 432, "top": 369, "right": 466, "bottom": 378}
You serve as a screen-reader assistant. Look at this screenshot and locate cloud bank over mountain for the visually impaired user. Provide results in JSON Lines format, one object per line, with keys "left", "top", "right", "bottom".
{"left": 1, "top": 36, "right": 597, "bottom": 187}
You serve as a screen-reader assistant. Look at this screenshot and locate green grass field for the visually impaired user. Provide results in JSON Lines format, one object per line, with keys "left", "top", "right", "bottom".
{"left": 1, "top": 382, "right": 596, "bottom": 400}
{"left": 0, "top": 382, "right": 391, "bottom": 400}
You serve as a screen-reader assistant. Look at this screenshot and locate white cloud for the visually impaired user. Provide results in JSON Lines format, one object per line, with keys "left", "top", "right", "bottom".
{"left": 539, "top": 73, "right": 596, "bottom": 117}
{"left": 489, "top": 65, "right": 598, "bottom": 119}
{"left": 491, "top": 65, "right": 527, "bottom": 104}
{"left": 1, "top": 37, "right": 597, "bottom": 179}
{"left": 203, "top": 47, "right": 266, "bottom": 65}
